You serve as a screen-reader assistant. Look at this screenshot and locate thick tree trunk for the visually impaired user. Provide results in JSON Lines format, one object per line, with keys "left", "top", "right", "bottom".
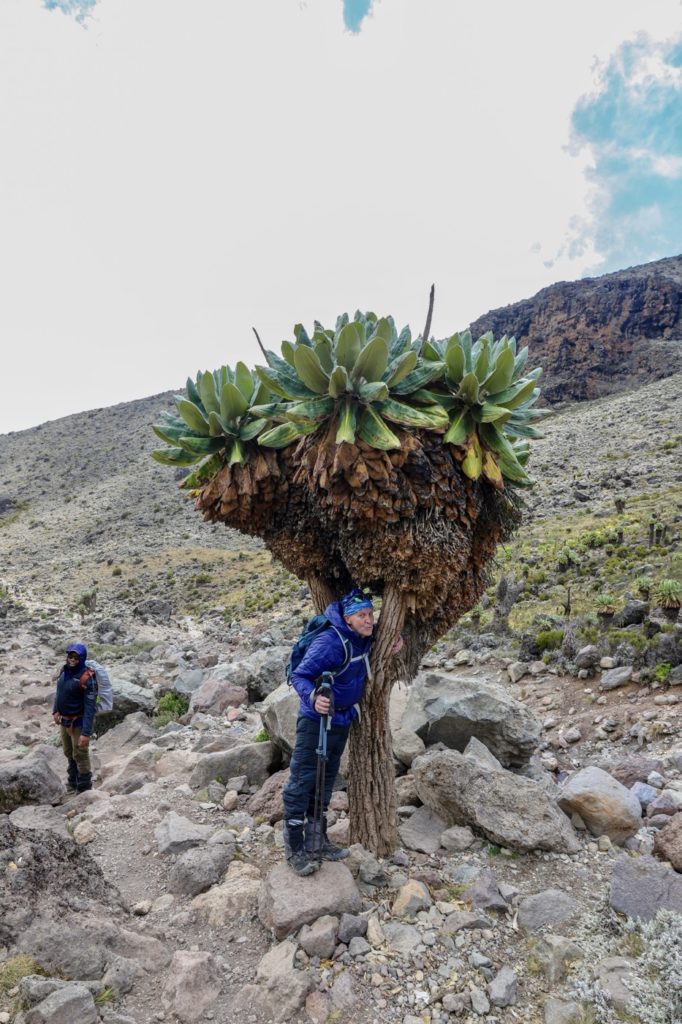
{"left": 307, "top": 576, "right": 338, "bottom": 614}
{"left": 348, "top": 584, "right": 406, "bottom": 856}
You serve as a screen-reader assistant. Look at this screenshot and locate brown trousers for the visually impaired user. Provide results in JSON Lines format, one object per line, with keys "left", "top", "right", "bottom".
{"left": 60, "top": 724, "right": 91, "bottom": 776}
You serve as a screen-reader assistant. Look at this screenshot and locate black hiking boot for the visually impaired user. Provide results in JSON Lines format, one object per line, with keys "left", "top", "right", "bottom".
{"left": 284, "top": 819, "right": 317, "bottom": 877}
{"left": 66, "top": 759, "right": 78, "bottom": 792}
{"left": 76, "top": 772, "right": 93, "bottom": 793}
{"left": 305, "top": 815, "right": 349, "bottom": 861}
{"left": 319, "top": 837, "right": 349, "bottom": 861}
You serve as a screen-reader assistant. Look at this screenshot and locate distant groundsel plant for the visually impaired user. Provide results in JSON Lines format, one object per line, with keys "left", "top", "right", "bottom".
{"left": 151, "top": 305, "right": 549, "bottom": 853}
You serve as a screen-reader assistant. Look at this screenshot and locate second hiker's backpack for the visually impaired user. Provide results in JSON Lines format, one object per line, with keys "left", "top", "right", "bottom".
{"left": 286, "top": 615, "right": 351, "bottom": 684}
{"left": 85, "top": 659, "right": 114, "bottom": 714}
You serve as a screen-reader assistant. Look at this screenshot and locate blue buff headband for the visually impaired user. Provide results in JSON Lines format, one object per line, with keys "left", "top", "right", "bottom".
{"left": 341, "top": 589, "right": 373, "bottom": 615}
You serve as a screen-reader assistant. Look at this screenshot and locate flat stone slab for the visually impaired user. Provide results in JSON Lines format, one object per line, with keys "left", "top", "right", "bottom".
{"left": 258, "top": 862, "right": 361, "bottom": 940}
{"left": 9, "top": 804, "right": 70, "bottom": 837}
{"left": 154, "top": 812, "right": 212, "bottom": 854}
{"left": 398, "top": 805, "right": 447, "bottom": 854}
{"left": 610, "top": 853, "right": 682, "bottom": 921}
{"left": 517, "top": 889, "right": 582, "bottom": 934}
{"left": 599, "top": 666, "right": 633, "bottom": 691}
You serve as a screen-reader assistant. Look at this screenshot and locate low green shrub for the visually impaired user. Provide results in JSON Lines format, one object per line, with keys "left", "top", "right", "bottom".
{"left": 607, "top": 629, "right": 648, "bottom": 654}
{"left": 535, "top": 629, "right": 564, "bottom": 652}
{"left": 0, "top": 956, "right": 47, "bottom": 996}
{"left": 154, "top": 692, "right": 190, "bottom": 728}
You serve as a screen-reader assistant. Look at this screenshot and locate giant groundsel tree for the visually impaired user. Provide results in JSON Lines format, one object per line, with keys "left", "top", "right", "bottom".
{"left": 152, "top": 307, "right": 548, "bottom": 854}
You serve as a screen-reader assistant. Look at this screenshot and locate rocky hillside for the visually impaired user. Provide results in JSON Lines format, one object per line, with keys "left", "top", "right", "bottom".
{"left": 470, "top": 255, "right": 682, "bottom": 403}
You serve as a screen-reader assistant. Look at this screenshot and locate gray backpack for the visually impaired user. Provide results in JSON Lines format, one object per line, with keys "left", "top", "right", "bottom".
{"left": 85, "top": 659, "right": 114, "bottom": 714}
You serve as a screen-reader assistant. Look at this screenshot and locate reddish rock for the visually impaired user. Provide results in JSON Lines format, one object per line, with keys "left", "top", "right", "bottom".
{"left": 188, "top": 678, "right": 247, "bottom": 715}
{"left": 329, "top": 790, "right": 349, "bottom": 812}
{"left": 647, "top": 791, "right": 682, "bottom": 817}
{"left": 653, "top": 814, "right": 682, "bottom": 872}
{"left": 610, "top": 756, "right": 664, "bottom": 789}
{"left": 247, "top": 769, "right": 289, "bottom": 823}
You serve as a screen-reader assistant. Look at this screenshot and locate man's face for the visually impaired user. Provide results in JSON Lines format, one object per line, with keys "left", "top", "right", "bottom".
{"left": 344, "top": 608, "right": 374, "bottom": 637}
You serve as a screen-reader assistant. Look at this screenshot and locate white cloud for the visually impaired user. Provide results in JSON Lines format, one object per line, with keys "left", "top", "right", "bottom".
{"left": 650, "top": 154, "right": 682, "bottom": 178}
{"left": 565, "top": 31, "right": 682, "bottom": 274}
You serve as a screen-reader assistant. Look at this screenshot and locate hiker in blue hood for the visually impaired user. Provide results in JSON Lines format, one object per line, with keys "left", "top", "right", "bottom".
{"left": 283, "top": 588, "right": 403, "bottom": 876}
{"left": 52, "top": 642, "right": 96, "bottom": 793}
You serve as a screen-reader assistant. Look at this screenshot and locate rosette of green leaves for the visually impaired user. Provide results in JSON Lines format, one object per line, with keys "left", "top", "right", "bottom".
{"left": 151, "top": 363, "right": 271, "bottom": 486}
{"left": 413, "top": 330, "right": 550, "bottom": 487}
{"left": 253, "top": 312, "right": 448, "bottom": 451}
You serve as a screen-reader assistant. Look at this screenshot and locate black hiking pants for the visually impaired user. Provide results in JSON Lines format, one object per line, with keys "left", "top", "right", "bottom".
{"left": 282, "top": 715, "right": 350, "bottom": 821}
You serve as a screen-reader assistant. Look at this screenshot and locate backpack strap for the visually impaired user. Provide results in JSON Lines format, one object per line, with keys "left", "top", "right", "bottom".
{"left": 328, "top": 624, "right": 352, "bottom": 676}
{"left": 78, "top": 668, "right": 95, "bottom": 691}
{"left": 325, "top": 627, "right": 372, "bottom": 681}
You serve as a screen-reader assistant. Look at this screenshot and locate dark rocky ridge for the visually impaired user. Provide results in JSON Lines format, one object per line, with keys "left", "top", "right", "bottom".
{"left": 469, "top": 254, "right": 682, "bottom": 403}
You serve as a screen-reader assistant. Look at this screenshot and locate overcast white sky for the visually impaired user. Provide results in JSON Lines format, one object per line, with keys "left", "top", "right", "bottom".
{"left": 1, "top": 0, "right": 681, "bottom": 434}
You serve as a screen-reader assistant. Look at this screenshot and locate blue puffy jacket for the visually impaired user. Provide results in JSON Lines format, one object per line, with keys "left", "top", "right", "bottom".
{"left": 290, "top": 600, "right": 373, "bottom": 727}
{"left": 52, "top": 642, "right": 97, "bottom": 737}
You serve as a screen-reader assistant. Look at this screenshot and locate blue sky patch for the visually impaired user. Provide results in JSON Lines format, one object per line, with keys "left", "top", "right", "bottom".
{"left": 343, "top": 0, "right": 373, "bottom": 33}
{"left": 43, "top": 0, "right": 98, "bottom": 25}
{"left": 568, "top": 33, "right": 682, "bottom": 273}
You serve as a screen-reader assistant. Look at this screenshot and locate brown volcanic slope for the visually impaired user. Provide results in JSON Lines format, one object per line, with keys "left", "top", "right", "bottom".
{"left": 469, "top": 254, "right": 682, "bottom": 403}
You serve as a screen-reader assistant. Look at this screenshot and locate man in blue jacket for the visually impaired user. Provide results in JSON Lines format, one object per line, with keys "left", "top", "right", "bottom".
{"left": 283, "top": 588, "right": 401, "bottom": 876}
{"left": 52, "top": 643, "right": 96, "bottom": 793}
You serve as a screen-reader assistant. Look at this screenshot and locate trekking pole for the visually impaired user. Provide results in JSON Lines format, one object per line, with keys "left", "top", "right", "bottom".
{"left": 312, "top": 674, "right": 334, "bottom": 867}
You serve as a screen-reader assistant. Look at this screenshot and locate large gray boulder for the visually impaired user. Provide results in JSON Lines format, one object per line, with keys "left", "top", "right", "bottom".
{"left": 260, "top": 684, "right": 299, "bottom": 756}
{"left": 412, "top": 749, "right": 580, "bottom": 854}
{"left": 106, "top": 677, "right": 156, "bottom": 720}
{"left": 172, "top": 669, "right": 205, "bottom": 697}
{"left": 95, "top": 711, "right": 157, "bottom": 754}
{"left": 402, "top": 672, "right": 541, "bottom": 767}
{"left": 19, "top": 912, "right": 169, "bottom": 977}
{"left": 0, "top": 749, "right": 64, "bottom": 812}
{"left": 168, "top": 844, "right": 234, "bottom": 896}
{"left": 213, "top": 647, "right": 290, "bottom": 702}
{"left": 557, "top": 767, "right": 642, "bottom": 844}
{"left": 189, "top": 741, "right": 278, "bottom": 789}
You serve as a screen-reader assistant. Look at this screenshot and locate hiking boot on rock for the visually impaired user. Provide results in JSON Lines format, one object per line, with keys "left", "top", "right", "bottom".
{"left": 305, "top": 815, "right": 349, "bottom": 861}
{"left": 318, "top": 836, "right": 349, "bottom": 861}
{"left": 66, "top": 759, "right": 78, "bottom": 792}
{"left": 284, "top": 819, "right": 318, "bottom": 877}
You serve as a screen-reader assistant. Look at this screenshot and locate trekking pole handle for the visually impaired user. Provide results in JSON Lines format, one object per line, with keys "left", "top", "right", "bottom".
{"left": 318, "top": 673, "right": 334, "bottom": 729}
